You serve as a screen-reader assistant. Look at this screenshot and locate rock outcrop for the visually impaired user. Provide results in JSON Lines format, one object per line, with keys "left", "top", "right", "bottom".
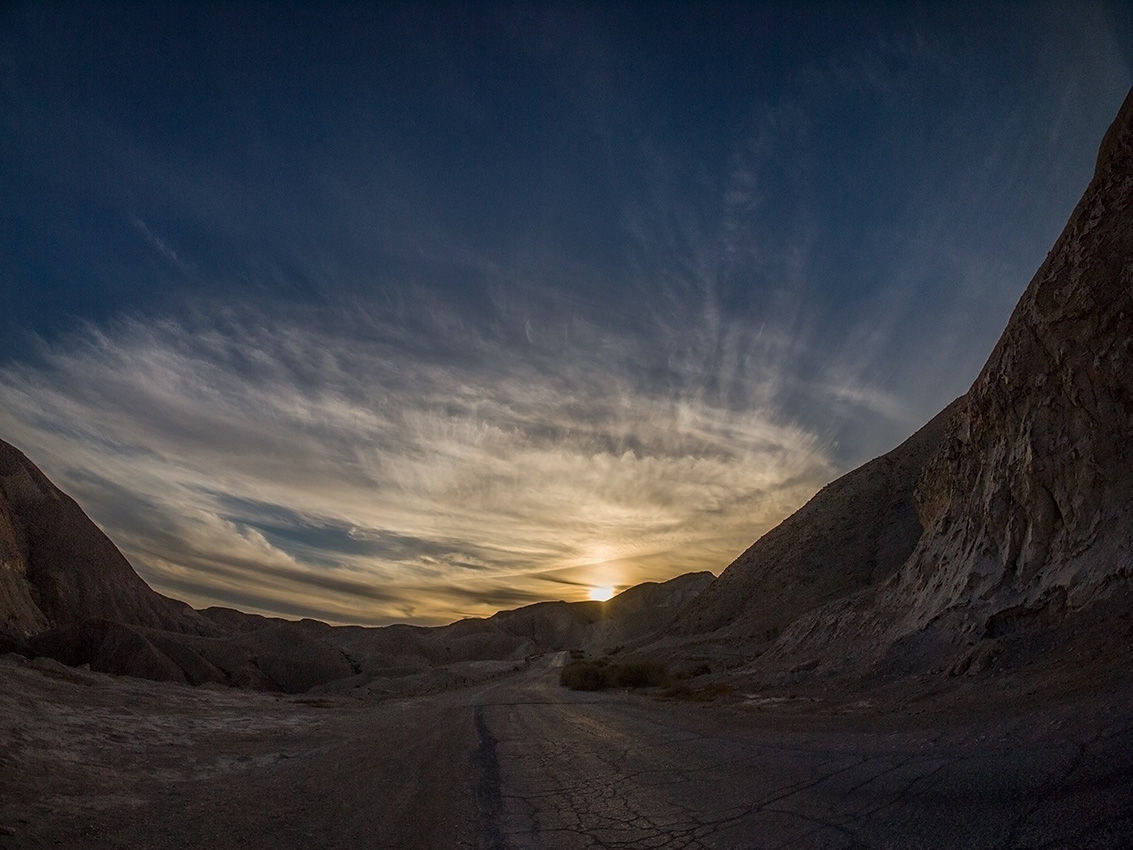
{"left": 660, "top": 88, "right": 1133, "bottom": 681}
{"left": 0, "top": 440, "right": 395, "bottom": 690}
{"left": 886, "top": 88, "right": 1133, "bottom": 640}
{"left": 739, "top": 87, "right": 1133, "bottom": 677}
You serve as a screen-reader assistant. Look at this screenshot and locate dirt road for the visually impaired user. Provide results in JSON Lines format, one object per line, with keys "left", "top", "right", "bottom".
{"left": 2, "top": 654, "right": 1131, "bottom": 849}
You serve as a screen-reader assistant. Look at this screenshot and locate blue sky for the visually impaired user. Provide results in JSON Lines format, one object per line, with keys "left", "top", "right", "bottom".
{"left": 1, "top": 3, "right": 1130, "bottom": 625}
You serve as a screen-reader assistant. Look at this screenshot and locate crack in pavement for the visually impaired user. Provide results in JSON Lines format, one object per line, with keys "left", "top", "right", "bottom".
{"left": 475, "top": 705, "right": 506, "bottom": 850}
{"left": 476, "top": 673, "right": 1133, "bottom": 850}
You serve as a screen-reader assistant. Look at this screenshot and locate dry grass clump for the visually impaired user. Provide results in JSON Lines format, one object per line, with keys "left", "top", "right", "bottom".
{"left": 559, "top": 657, "right": 670, "bottom": 691}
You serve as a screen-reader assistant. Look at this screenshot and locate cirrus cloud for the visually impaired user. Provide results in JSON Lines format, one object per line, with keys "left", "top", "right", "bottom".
{"left": 0, "top": 302, "right": 835, "bottom": 625}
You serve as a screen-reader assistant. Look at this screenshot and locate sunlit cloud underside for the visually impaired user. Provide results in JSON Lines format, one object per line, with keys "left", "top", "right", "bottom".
{"left": 0, "top": 307, "right": 836, "bottom": 625}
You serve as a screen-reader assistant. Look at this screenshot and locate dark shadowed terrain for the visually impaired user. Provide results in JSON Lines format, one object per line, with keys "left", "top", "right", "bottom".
{"left": 2, "top": 647, "right": 1132, "bottom": 849}
{"left": 2, "top": 87, "right": 1132, "bottom": 850}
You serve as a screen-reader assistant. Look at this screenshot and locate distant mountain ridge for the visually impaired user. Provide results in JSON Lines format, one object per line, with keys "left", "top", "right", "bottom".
{"left": 0, "top": 435, "right": 710, "bottom": 692}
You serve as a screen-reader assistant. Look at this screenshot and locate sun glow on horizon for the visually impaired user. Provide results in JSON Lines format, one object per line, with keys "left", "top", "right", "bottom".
{"left": 588, "top": 585, "right": 616, "bottom": 602}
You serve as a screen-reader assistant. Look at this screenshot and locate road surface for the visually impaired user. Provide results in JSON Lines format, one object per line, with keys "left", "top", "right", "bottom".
{"left": 2, "top": 654, "right": 1131, "bottom": 848}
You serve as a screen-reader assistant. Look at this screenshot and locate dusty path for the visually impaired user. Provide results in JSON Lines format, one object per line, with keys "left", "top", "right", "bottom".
{"left": 2, "top": 654, "right": 1131, "bottom": 849}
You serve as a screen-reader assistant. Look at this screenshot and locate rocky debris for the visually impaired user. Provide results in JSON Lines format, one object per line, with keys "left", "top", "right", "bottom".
{"left": 30, "top": 620, "right": 191, "bottom": 684}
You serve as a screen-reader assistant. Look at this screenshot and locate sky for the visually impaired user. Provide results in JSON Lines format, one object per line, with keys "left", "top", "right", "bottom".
{"left": 1, "top": 3, "right": 1130, "bottom": 627}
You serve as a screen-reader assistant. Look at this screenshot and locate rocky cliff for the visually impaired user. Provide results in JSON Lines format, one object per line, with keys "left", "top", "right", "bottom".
{"left": 753, "top": 88, "right": 1133, "bottom": 676}
{"left": 885, "top": 89, "right": 1133, "bottom": 640}
{"left": 661, "top": 88, "right": 1133, "bottom": 682}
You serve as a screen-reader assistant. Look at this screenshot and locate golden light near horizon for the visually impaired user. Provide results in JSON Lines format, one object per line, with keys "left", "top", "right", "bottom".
{"left": 588, "top": 585, "right": 616, "bottom": 602}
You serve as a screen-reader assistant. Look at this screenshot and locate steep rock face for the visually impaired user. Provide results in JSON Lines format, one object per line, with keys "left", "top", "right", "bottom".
{"left": 0, "top": 439, "right": 209, "bottom": 640}
{"left": 758, "top": 89, "right": 1133, "bottom": 676}
{"left": 670, "top": 402, "right": 958, "bottom": 642}
{"left": 886, "top": 88, "right": 1133, "bottom": 638}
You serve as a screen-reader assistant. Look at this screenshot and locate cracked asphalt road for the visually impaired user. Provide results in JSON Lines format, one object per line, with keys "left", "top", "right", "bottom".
{"left": 469, "top": 660, "right": 1133, "bottom": 850}
{"left": 2, "top": 655, "right": 1131, "bottom": 848}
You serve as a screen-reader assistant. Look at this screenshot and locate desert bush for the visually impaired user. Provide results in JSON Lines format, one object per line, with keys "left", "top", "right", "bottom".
{"left": 559, "top": 658, "right": 670, "bottom": 691}
{"left": 612, "top": 659, "right": 670, "bottom": 688}
{"left": 560, "top": 661, "right": 613, "bottom": 690}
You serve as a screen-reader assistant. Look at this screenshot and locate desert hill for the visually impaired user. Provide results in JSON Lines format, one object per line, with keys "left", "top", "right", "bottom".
{"left": 0, "top": 437, "right": 710, "bottom": 692}
{"left": 0, "top": 440, "right": 211, "bottom": 648}
{"left": 885, "top": 86, "right": 1133, "bottom": 642}
{"left": 670, "top": 398, "right": 960, "bottom": 643}
{"left": 660, "top": 86, "right": 1133, "bottom": 684}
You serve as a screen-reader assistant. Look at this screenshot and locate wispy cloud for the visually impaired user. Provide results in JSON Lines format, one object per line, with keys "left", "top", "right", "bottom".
{"left": 0, "top": 303, "right": 835, "bottom": 625}
{"left": 131, "top": 217, "right": 196, "bottom": 276}
{"left": 3, "top": 2, "right": 1128, "bottom": 629}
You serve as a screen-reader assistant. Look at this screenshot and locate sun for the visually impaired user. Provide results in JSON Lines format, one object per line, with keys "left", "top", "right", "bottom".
{"left": 588, "top": 585, "right": 616, "bottom": 602}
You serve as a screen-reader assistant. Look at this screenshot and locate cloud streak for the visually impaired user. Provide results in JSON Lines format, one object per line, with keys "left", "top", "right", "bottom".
{"left": 0, "top": 303, "right": 835, "bottom": 624}
{"left": 1, "top": 3, "right": 1129, "bottom": 627}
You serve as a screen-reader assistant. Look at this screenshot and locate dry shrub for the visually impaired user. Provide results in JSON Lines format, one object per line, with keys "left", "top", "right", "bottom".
{"left": 560, "top": 661, "right": 613, "bottom": 690}
{"left": 612, "top": 659, "right": 670, "bottom": 688}
{"left": 559, "top": 658, "right": 670, "bottom": 691}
